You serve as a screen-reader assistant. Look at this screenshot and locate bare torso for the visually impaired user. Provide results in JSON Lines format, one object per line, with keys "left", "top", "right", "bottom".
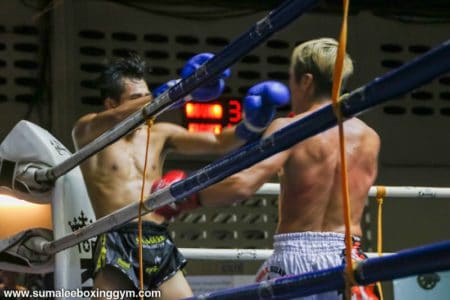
{"left": 80, "top": 123, "right": 169, "bottom": 224}
{"left": 277, "top": 116, "right": 379, "bottom": 237}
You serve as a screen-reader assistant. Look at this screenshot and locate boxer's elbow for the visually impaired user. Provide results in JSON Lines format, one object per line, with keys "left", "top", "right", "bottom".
{"left": 201, "top": 173, "right": 256, "bottom": 207}
{"left": 227, "top": 173, "right": 256, "bottom": 202}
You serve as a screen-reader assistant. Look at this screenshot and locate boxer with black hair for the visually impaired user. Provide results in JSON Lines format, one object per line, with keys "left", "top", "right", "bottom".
{"left": 73, "top": 53, "right": 289, "bottom": 299}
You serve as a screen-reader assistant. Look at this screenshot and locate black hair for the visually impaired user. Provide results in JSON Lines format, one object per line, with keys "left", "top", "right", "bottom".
{"left": 97, "top": 54, "right": 147, "bottom": 101}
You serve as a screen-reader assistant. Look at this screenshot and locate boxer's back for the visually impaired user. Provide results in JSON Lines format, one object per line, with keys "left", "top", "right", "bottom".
{"left": 277, "top": 117, "right": 380, "bottom": 237}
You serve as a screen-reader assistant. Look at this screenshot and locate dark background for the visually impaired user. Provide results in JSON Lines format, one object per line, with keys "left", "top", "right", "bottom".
{"left": 0, "top": 0, "right": 449, "bottom": 297}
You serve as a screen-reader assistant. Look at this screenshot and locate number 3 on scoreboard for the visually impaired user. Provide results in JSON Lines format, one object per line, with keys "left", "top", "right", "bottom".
{"left": 228, "top": 100, "right": 242, "bottom": 124}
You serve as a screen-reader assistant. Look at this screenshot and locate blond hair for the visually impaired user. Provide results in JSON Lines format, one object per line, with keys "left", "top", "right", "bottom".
{"left": 290, "top": 38, "right": 354, "bottom": 97}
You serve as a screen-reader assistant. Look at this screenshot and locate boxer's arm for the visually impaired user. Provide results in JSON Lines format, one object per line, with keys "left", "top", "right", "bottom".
{"left": 72, "top": 95, "right": 152, "bottom": 149}
{"left": 163, "top": 81, "right": 289, "bottom": 155}
{"left": 200, "top": 118, "right": 292, "bottom": 206}
{"left": 160, "top": 122, "right": 244, "bottom": 155}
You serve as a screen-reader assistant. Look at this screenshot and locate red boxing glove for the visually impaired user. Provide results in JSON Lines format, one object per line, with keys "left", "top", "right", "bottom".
{"left": 151, "top": 170, "right": 200, "bottom": 220}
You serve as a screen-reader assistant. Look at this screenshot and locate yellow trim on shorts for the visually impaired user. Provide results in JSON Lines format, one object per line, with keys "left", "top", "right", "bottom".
{"left": 95, "top": 234, "right": 107, "bottom": 271}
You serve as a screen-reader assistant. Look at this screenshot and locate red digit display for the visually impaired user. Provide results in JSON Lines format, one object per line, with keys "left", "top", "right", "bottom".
{"left": 188, "top": 123, "right": 222, "bottom": 134}
{"left": 228, "top": 99, "right": 242, "bottom": 124}
{"left": 183, "top": 99, "right": 242, "bottom": 133}
{"left": 185, "top": 102, "right": 223, "bottom": 119}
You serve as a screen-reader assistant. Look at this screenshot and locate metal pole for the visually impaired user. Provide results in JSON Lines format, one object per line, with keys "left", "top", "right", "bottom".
{"left": 256, "top": 183, "right": 450, "bottom": 198}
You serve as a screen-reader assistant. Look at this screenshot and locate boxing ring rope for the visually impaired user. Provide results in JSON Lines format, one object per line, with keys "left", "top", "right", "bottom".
{"left": 182, "top": 184, "right": 449, "bottom": 262}
{"left": 256, "top": 184, "right": 450, "bottom": 198}
{"left": 184, "top": 240, "right": 450, "bottom": 300}
{"left": 0, "top": 17, "right": 447, "bottom": 300}
{"left": 181, "top": 248, "right": 273, "bottom": 261}
{"left": 0, "top": 0, "right": 446, "bottom": 297}
{"left": 23, "top": 0, "right": 318, "bottom": 186}
{"left": 34, "top": 39, "right": 450, "bottom": 257}
{"left": 179, "top": 248, "right": 393, "bottom": 261}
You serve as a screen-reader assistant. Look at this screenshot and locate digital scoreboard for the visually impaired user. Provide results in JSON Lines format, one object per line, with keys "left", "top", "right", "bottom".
{"left": 183, "top": 99, "right": 242, "bottom": 134}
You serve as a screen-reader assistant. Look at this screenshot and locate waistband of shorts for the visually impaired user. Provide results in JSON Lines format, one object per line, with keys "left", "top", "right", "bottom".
{"left": 114, "top": 220, "right": 169, "bottom": 233}
{"left": 273, "top": 232, "right": 360, "bottom": 253}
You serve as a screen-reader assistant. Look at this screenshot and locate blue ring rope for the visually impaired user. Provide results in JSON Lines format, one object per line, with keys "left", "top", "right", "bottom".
{"left": 184, "top": 240, "right": 450, "bottom": 299}
{"left": 173, "top": 39, "right": 450, "bottom": 300}
{"left": 42, "top": 41, "right": 450, "bottom": 257}
{"left": 165, "top": 0, "right": 318, "bottom": 104}
{"left": 41, "top": 0, "right": 319, "bottom": 182}
{"left": 170, "top": 40, "right": 450, "bottom": 201}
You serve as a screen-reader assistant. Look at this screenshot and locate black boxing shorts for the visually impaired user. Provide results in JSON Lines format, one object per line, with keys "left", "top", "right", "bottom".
{"left": 92, "top": 221, "right": 186, "bottom": 289}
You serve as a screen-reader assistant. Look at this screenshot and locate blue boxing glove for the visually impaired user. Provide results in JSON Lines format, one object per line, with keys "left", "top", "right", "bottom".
{"left": 236, "top": 81, "right": 290, "bottom": 141}
{"left": 152, "top": 79, "right": 184, "bottom": 109}
{"left": 152, "top": 79, "right": 179, "bottom": 98}
{"left": 181, "top": 52, "right": 231, "bottom": 101}
{"left": 153, "top": 53, "right": 231, "bottom": 108}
